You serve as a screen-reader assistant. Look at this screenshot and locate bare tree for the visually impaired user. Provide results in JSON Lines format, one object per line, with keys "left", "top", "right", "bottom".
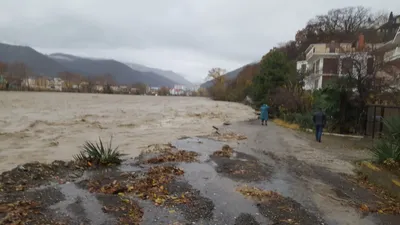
{"left": 206, "top": 68, "right": 226, "bottom": 81}
{"left": 337, "top": 45, "right": 399, "bottom": 107}
{"left": 308, "top": 6, "right": 376, "bottom": 34}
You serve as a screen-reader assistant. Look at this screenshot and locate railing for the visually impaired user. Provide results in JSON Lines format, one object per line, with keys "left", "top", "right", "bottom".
{"left": 384, "top": 47, "right": 400, "bottom": 62}
{"left": 306, "top": 46, "right": 356, "bottom": 60}
{"left": 394, "top": 27, "right": 400, "bottom": 44}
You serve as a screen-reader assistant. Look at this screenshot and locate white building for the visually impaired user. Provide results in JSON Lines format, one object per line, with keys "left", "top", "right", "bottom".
{"left": 169, "top": 85, "right": 186, "bottom": 95}
{"left": 21, "top": 77, "right": 36, "bottom": 88}
{"left": 376, "top": 27, "right": 400, "bottom": 63}
{"left": 298, "top": 34, "right": 383, "bottom": 91}
{"left": 49, "top": 77, "right": 64, "bottom": 91}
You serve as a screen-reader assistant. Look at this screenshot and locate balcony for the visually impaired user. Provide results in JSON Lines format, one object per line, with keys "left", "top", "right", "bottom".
{"left": 305, "top": 43, "right": 355, "bottom": 61}
{"left": 394, "top": 27, "right": 400, "bottom": 44}
{"left": 384, "top": 47, "right": 400, "bottom": 62}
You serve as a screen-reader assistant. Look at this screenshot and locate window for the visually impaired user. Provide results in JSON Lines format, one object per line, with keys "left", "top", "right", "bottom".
{"left": 341, "top": 57, "right": 353, "bottom": 74}
{"left": 323, "top": 58, "right": 339, "bottom": 74}
{"left": 314, "top": 79, "right": 319, "bottom": 89}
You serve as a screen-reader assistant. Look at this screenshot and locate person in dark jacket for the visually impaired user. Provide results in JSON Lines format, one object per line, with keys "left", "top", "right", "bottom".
{"left": 312, "top": 108, "right": 326, "bottom": 142}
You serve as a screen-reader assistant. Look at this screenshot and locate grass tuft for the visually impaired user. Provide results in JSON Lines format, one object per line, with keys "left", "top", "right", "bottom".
{"left": 74, "top": 136, "right": 126, "bottom": 166}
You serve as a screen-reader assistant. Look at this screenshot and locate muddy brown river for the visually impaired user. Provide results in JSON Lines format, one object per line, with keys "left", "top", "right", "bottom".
{"left": 0, "top": 92, "right": 254, "bottom": 172}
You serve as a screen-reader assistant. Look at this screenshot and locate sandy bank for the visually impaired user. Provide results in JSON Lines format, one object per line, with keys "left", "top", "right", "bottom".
{"left": 0, "top": 92, "right": 254, "bottom": 172}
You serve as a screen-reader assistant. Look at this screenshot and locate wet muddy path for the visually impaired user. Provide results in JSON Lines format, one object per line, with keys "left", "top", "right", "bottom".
{"left": 0, "top": 120, "right": 399, "bottom": 225}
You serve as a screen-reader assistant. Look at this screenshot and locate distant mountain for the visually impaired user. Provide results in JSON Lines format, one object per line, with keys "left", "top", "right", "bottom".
{"left": 200, "top": 63, "right": 257, "bottom": 88}
{"left": 0, "top": 42, "right": 177, "bottom": 87}
{"left": 126, "top": 62, "right": 193, "bottom": 87}
{"left": 0, "top": 43, "right": 68, "bottom": 75}
{"left": 49, "top": 53, "right": 176, "bottom": 87}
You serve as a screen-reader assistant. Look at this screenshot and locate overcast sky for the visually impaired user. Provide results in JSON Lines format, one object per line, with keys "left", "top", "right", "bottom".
{"left": 0, "top": 1, "right": 399, "bottom": 83}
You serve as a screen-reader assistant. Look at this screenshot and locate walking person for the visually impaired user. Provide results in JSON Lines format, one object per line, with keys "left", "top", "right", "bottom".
{"left": 313, "top": 108, "right": 326, "bottom": 142}
{"left": 260, "top": 104, "right": 270, "bottom": 126}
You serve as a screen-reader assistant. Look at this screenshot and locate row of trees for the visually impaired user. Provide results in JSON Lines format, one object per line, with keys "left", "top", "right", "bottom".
{"left": 206, "top": 6, "right": 400, "bottom": 134}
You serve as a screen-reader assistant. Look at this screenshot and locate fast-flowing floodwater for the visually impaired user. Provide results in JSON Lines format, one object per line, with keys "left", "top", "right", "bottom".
{"left": 0, "top": 92, "right": 254, "bottom": 172}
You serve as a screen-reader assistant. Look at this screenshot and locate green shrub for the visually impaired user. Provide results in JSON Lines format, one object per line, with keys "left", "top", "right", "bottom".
{"left": 293, "top": 113, "right": 314, "bottom": 129}
{"left": 371, "top": 116, "right": 400, "bottom": 163}
{"left": 74, "top": 136, "right": 126, "bottom": 166}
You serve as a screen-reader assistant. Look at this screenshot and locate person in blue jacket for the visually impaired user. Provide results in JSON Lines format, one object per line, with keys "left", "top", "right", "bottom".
{"left": 260, "top": 104, "right": 270, "bottom": 126}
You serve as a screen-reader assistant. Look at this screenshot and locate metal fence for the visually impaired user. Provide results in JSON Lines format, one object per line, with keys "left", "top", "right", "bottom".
{"left": 365, "top": 105, "right": 400, "bottom": 138}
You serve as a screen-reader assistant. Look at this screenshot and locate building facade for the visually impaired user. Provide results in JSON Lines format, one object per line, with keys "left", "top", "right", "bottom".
{"left": 298, "top": 34, "right": 382, "bottom": 91}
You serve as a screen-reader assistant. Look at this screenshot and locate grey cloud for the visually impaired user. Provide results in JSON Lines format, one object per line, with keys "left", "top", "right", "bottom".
{"left": 1, "top": 0, "right": 400, "bottom": 81}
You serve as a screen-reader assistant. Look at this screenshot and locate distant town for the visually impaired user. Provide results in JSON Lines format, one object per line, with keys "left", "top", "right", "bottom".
{"left": 0, "top": 62, "right": 206, "bottom": 96}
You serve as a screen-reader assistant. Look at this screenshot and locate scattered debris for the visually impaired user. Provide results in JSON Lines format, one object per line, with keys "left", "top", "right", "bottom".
{"left": 142, "top": 143, "right": 175, "bottom": 154}
{"left": 0, "top": 200, "right": 40, "bottom": 224}
{"left": 208, "top": 132, "right": 247, "bottom": 141}
{"left": 236, "top": 186, "right": 282, "bottom": 202}
{"left": 237, "top": 186, "right": 325, "bottom": 225}
{"left": 213, "top": 145, "right": 233, "bottom": 158}
{"left": 212, "top": 153, "right": 271, "bottom": 181}
{"left": 0, "top": 161, "right": 83, "bottom": 193}
{"left": 351, "top": 174, "right": 400, "bottom": 214}
{"left": 166, "top": 181, "right": 214, "bottom": 222}
{"left": 87, "top": 166, "right": 188, "bottom": 206}
{"left": 0, "top": 200, "right": 68, "bottom": 225}
{"left": 100, "top": 196, "right": 143, "bottom": 225}
{"left": 145, "top": 149, "right": 199, "bottom": 164}
{"left": 212, "top": 126, "right": 220, "bottom": 135}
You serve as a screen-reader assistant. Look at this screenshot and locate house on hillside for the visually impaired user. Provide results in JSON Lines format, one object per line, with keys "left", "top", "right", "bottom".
{"left": 298, "top": 34, "right": 383, "bottom": 91}
{"left": 374, "top": 27, "right": 400, "bottom": 63}
{"left": 373, "top": 27, "right": 400, "bottom": 90}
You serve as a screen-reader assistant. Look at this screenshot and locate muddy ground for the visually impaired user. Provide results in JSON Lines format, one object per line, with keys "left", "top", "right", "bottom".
{"left": 0, "top": 120, "right": 399, "bottom": 225}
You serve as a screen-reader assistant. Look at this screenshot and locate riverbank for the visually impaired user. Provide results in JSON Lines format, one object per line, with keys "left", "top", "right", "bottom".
{"left": 1, "top": 120, "right": 399, "bottom": 224}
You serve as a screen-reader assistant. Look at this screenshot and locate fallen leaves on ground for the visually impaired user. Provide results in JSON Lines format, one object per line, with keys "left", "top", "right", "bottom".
{"left": 209, "top": 132, "right": 247, "bottom": 141}
{"left": 353, "top": 174, "right": 400, "bottom": 214}
{"left": 0, "top": 200, "right": 67, "bottom": 225}
{"left": 146, "top": 149, "right": 199, "bottom": 164}
{"left": 102, "top": 198, "right": 143, "bottom": 225}
{"left": 0, "top": 161, "right": 83, "bottom": 193}
{"left": 88, "top": 166, "right": 189, "bottom": 206}
{"left": 142, "top": 143, "right": 175, "bottom": 154}
{"left": 0, "top": 200, "right": 39, "bottom": 224}
{"left": 213, "top": 145, "right": 233, "bottom": 158}
{"left": 236, "top": 186, "right": 282, "bottom": 202}
{"left": 273, "top": 119, "right": 300, "bottom": 130}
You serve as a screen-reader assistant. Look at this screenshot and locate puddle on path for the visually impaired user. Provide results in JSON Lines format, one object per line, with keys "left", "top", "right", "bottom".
{"left": 50, "top": 182, "right": 115, "bottom": 225}
{"left": 173, "top": 137, "right": 326, "bottom": 224}
{"left": 173, "top": 137, "right": 272, "bottom": 224}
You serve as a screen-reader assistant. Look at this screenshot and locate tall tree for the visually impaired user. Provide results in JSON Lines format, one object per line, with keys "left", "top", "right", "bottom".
{"left": 206, "top": 68, "right": 227, "bottom": 100}
{"left": 251, "top": 50, "right": 295, "bottom": 105}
